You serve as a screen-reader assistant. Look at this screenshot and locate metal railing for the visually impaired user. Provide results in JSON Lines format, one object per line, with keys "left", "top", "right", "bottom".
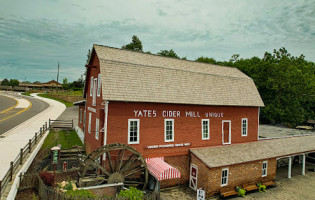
{"left": 0, "top": 122, "right": 48, "bottom": 198}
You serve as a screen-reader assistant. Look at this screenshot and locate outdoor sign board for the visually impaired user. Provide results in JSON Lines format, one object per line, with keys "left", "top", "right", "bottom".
{"left": 51, "top": 146, "right": 61, "bottom": 164}
{"left": 197, "top": 188, "right": 205, "bottom": 200}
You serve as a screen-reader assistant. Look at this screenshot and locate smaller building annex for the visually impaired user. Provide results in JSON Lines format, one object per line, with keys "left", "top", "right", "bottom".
{"left": 190, "top": 135, "right": 315, "bottom": 196}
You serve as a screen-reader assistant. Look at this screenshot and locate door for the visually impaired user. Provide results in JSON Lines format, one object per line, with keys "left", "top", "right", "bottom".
{"left": 222, "top": 120, "right": 231, "bottom": 144}
{"left": 189, "top": 164, "right": 198, "bottom": 190}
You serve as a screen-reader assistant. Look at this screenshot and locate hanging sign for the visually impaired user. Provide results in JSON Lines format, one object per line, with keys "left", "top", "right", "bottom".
{"left": 51, "top": 146, "right": 61, "bottom": 164}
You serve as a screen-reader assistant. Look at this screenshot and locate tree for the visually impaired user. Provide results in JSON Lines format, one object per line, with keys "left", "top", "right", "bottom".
{"left": 157, "top": 49, "right": 179, "bottom": 59}
{"left": 122, "top": 35, "right": 143, "bottom": 52}
{"left": 1, "top": 78, "right": 9, "bottom": 86}
{"left": 196, "top": 56, "right": 217, "bottom": 64}
{"left": 9, "top": 79, "right": 19, "bottom": 86}
{"left": 62, "top": 78, "right": 70, "bottom": 90}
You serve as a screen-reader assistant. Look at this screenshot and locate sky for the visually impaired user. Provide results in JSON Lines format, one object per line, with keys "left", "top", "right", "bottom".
{"left": 0, "top": 0, "right": 314, "bottom": 82}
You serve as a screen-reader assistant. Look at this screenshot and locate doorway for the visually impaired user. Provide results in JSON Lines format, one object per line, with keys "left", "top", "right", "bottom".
{"left": 189, "top": 164, "right": 198, "bottom": 191}
{"left": 222, "top": 120, "right": 231, "bottom": 145}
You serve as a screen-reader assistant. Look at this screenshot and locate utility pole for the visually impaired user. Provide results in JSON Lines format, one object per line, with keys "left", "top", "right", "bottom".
{"left": 57, "top": 62, "right": 60, "bottom": 90}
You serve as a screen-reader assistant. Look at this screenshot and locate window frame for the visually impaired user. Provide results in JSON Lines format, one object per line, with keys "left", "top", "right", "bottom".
{"left": 164, "top": 119, "right": 174, "bottom": 142}
{"left": 95, "top": 118, "right": 99, "bottom": 140}
{"left": 222, "top": 120, "right": 231, "bottom": 145}
{"left": 92, "top": 78, "right": 97, "bottom": 106}
{"left": 241, "top": 118, "right": 248, "bottom": 137}
{"left": 221, "top": 168, "right": 229, "bottom": 186}
{"left": 97, "top": 74, "right": 101, "bottom": 97}
{"left": 88, "top": 112, "right": 92, "bottom": 134}
{"left": 128, "top": 119, "right": 140, "bottom": 144}
{"left": 201, "top": 119, "right": 210, "bottom": 140}
{"left": 90, "top": 76, "right": 94, "bottom": 97}
{"left": 262, "top": 161, "right": 268, "bottom": 177}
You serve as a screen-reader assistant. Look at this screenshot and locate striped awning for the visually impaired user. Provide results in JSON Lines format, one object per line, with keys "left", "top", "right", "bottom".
{"left": 146, "top": 158, "right": 181, "bottom": 181}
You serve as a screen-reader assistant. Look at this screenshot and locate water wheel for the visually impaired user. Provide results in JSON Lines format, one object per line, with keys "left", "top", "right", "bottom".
{"left": 78, "top": 143, "right": 148, "bottom": 190}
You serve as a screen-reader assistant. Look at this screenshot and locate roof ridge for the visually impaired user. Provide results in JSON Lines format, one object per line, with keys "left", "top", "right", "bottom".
{"left": 99, "top": 58, "right": 251, "bottom": 80}
{"left": 93, "top": 44, "right": 238, "bottom": 70}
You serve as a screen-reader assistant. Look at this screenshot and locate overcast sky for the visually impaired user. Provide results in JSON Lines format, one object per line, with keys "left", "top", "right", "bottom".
{"left": 0, "top": 0, "right": 314, "bottom": 82}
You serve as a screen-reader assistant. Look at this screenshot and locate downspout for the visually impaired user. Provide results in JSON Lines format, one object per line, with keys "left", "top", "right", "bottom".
{"left": 257, "top": 107, "right": 260, "bottom": 140}
{"left": 103, "top": 100, "right": 109, "bottom": 160}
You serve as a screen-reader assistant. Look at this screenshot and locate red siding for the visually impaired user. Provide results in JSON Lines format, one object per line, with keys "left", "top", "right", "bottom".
{"left": 106, "top": 101, "right": 259, "bottom": 158}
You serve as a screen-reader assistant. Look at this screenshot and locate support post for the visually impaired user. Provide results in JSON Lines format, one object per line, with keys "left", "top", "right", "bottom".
{"left": 302, "top": 154, "right": 306, "bottom": 175}
{"left": 20, "top": 148, "right": 23, "bottom": 165}
{"left": 288, "top": 156, "right": 292, "bottom": 179}
{"left": 35, "top": 132, "right": 38, "bottom": 144}
{"left": 45, "top": 122, "right": 48, "bottom": 130}
{"left": 10, "top": 162, "right": 13, "bottom": 181}
{"left": 29, "top": 139, "right": 32, "bottom": 153}
{"left": 43, "top": 125, "right": 45, "bottom": 132}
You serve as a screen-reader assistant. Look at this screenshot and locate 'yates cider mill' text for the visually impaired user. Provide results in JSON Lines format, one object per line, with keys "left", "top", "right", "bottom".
{"left": 133, "top": 110, "right": 224, "bottom": 118}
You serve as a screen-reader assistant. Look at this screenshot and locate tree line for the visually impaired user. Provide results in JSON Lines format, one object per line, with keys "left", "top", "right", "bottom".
{"left": 121, "top": 35, "right": 315, "bottom": 127}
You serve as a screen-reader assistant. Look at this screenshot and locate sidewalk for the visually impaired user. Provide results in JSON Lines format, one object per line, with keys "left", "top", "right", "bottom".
{"left": 0, "top": 93, "right": 66, "bottom": 180}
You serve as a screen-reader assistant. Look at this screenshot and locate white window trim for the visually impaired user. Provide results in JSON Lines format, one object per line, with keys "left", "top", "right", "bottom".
{"left": 92, "top": 78, "right": 97, "bottom": 106}
{"left": 221, "top": 168, "right": 229, "bottom": 187}
{"left": 97, "top": 74, "right": 101, "bottom": 97}
{"left": 164, "top": 119, "right": 174, "bottom": 142}
{"left": 79, "top": 109, "right": 82, "bottom": 124}
{"left": 128, "top": 119, "right": 140, "bottom": 144}
{"left": 242, "top": 118, "right": 248, "bottom": 137}
{"left": 201, "top": 119, "right": 210, "bottom": 140}
{"left": 262, "top": 161, "right": 268, "bottom": 177}
{"left": 88, "top": 112, "right": 92, "bottom": 134}
{"left": 222, "top": 120, "right": 231, "bottom": 145}
{"left": 90, "top": 76, "right": 94, "bottom": 97}
{"left": 95, "top": 118, "right": 99, "bottom": 140}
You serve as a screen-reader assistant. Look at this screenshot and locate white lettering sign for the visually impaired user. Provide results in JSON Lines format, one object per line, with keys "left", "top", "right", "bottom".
{"left": 146, "top": 143, "right": 191, "bottom": 149}
{"left": 205, "top": 112, "right": 224, "bottom": 118}
{"left": 134, "top": 110, "right": 157, "bottom": 117}
{"left": 132, "top": 110, "right": 224, "bottom": 118}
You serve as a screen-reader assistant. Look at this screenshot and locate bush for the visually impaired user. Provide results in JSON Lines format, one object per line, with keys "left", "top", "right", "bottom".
{"left": 39, "top": 171, "right": 55, "bottom": 186}
{"left": 257, "top": 182, "right": 266, "bottom": 192}
{"left": 236, "top": 186, "right": 246, "bottom": 197}
{"left": 118, "top": 187, "right": 143, "bottom": 200}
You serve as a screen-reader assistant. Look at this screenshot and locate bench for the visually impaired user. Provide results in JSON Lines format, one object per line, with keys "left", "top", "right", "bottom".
{"left": 220, "top": 187, "right": 238, "bottom": 197}
{"left": 243, "top": 183, "right": 258, "bottom": 191}
{"left": 262, "top": 180, "right": 277, "bottom": 187}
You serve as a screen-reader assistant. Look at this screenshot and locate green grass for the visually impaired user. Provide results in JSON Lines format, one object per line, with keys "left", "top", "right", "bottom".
{"left": 41, "top": 130, "right": 83, "bottom": 150}
{"left": 37, "top": 93, "right": 73, "bottom": 107}
{"left": 52, "top": 90, "right": 83, "bottom": 96}
{"left": 21, "top": 91, "right": 32, "bottom": 96}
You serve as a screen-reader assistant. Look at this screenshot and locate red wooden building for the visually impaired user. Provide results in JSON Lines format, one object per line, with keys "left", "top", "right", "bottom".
{"left": 75, "top": 44, "right": 315, "bottom": 197}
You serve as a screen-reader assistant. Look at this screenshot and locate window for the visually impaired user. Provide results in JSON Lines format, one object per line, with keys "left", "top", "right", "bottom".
{"left": 95, "top": 118, "right": 99, "bottom": 140}
{"left": 128, "top": 119, "right": 139, "bottom": 144}
{"left": 202, "top": 119, "right": 210, "bottom": 140}
{"left": 164, "top": 119, "right": 174, "bottom": 142}
{"left": 242, "top": 118, "right": 248, "bottom": 136}
{"left": 90, "top": 76, "right": 94, "bottom": 96}
{"left": 97, "top": 74, "right": 101, "bottom": 97}
{"left": 88, "top": 112, "right": 92, "bottom": 133}
{"left": 79, "top": 109, "right": 82, "bottom": 124}
{"left": 221, "top": 168, "right": 229, "bottom": 186}
{"left": 92, "top": 78, "right": 97, "bottom": 106}
{"left": 262, "top": 161, "right": 268, "bottom": 177}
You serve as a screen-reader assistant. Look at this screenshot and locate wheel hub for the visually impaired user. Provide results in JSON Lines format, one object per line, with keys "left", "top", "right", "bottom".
{"left": 108, "top": 172, "right": 125, "bottom": 184}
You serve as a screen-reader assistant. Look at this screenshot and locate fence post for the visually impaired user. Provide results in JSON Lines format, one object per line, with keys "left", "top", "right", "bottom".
{"left": 49, "top": 119, "right": 50, "bottom": 129}
{"left": 45, "top": 122, "right": 48, "bottom": 130}
{"left": 20, "top": 148, "right": 23, "bottom": 165}
{"left": 10, "top": 161, "right": 13, "bottom": 181}
{"left": 19, "top": 173, "right": 22, "bottom": 188}
{"left": 72, "top": 119, "right": 73, "bottom": 129}
{"left": 35, "top": 132, "right": 38, "bottom": 144}
{"left": 29, "top": 139, "right": 32, "bottom": 153}
{"left": 43, "top": 125, "right": 45, "bottom": 132}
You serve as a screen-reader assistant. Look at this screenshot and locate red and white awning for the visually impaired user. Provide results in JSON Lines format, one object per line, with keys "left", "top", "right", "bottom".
{"left": 146, "top": 157, "right": 181, "bottom": 181}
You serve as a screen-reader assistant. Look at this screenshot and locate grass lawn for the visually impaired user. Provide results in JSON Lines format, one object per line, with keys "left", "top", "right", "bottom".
{"left": 21, "top": 91, "right": 32, "bottom": 96}
{"left": 37, "top": 93, "right": 73, "bottom": 107}
{"left": 41, "top": 130, "right": 83, "bottom": 150}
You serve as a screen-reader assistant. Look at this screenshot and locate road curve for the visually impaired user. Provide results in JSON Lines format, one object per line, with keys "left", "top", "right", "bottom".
{"left": 0, "top": 92, "right": 49, "bottom": 135}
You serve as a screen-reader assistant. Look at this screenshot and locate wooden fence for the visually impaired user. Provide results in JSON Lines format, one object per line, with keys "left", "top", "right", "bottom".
{"left": 49, "top": 119, "right": 73, "bottom": 129}
{"left": 17, "top": 173, "right": 160, "bottom": 200}
{"left": 0, "top": 122, "right": 48, "bottom": 199}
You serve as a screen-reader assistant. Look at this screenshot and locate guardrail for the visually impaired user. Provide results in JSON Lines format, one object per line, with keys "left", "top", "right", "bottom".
{"left": 0, "top": 122, "right": 48, "bottom": 198}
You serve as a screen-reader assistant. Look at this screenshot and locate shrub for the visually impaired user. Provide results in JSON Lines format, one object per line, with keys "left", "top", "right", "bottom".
{"left": 118, "top": 187, "right": 143, "bottom": 200}
{"left": 39, "top": 171, "right": 55, "bottom": 186}
{"left": 257, "top": 182, "right": 266, "bottom": 192}
{"left": 236, "top": 186, "right": 246, "bottom": 197}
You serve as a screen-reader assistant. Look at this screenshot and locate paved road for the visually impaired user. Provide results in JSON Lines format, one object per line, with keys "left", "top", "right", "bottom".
{"left": 0, "top": 92, "right": 49, "bottom": 135}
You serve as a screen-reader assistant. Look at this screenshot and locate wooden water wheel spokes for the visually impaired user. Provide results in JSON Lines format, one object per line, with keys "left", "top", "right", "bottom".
{"left": 79, "top": 143, "right": 148, "bottom": 190}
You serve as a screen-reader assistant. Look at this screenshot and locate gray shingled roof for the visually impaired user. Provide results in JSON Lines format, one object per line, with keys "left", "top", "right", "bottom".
{"left": 190, "top": 135, "right": 315, "bottom": 168}
{"left": 94, "top": 44, "right": 264, "bottom": 107}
